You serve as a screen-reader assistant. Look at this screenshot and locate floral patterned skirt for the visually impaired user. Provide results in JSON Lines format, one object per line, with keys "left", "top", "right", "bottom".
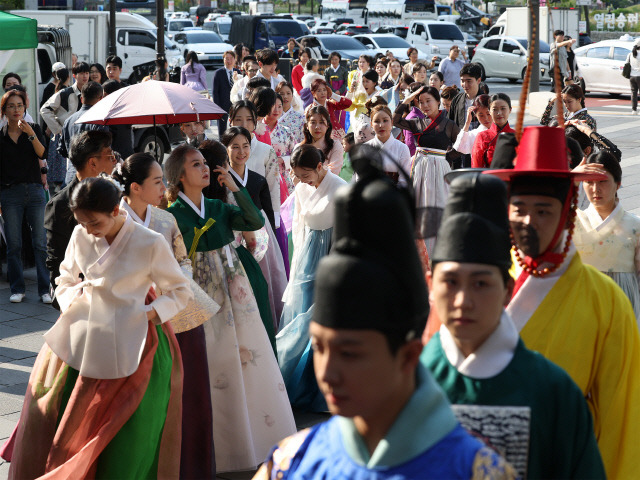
{"left": 192, "top": 247, "right": 296, "bottom": 473}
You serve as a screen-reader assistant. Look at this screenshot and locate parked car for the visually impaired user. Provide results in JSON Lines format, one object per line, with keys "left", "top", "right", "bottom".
{"left": 311, "top": 22, "right": 335, "bottom": 34}
{"left": 353, "top": 34, "right": 428, "bottom": 61}
{"left": 335, "top": 24, "right": 372, "bottom": 36}
{"left": 296, "top": 34, "right": 370, "bottom": 60}
{"left": 172, "top": 30, "right": 234, "bottom": 68}
{"left": 134, "top": 124, "right": 183, "bottom": 162}
{"left": 472, "top": 35, "right": 550, "bottom": 83}
{"left": 298, "top": 20, "right": 311, "bottom": 35}
{"left": 229, "top": 15, "right": 306, "bottom": 50}
{"left": 171, "top": 12, "right": 190, "bottom": 19}
{"left": 574, "top": 39, "right": 634, "bottom": 96}
{"left": 406, "top": 20, "right": 467, "bottom": 60}
{"left": 579, "top": 33, "right": 593, "bottom": 47}
{"left": 167, "top": 18, "right": 195, "bottom": 38}
{"left": 203, "top": 15, "right": 232, "bottom": 42}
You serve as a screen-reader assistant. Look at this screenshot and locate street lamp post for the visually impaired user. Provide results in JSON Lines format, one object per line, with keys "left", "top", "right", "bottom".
{"left": 529, "top": 0, "right": 540, "bottom": 93}
{"left": 109, "top": 0, "right": 117, "bottom": 56}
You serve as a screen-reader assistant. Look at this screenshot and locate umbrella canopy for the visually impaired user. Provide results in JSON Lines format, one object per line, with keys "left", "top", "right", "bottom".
{"left": 76, "top": 80, "right": 226, "bottom": 126}
{"left": 0, "top": 12, "right": 37, "bottom": 50}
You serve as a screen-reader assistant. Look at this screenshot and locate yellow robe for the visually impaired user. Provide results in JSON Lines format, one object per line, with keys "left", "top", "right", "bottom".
{"left": 513, "top": 252, "right": 640, "bottom": 480}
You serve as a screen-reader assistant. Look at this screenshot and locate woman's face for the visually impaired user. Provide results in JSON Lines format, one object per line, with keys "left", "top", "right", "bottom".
{"left": 279, "top": 86, "right": 293, "bottom": 109}
{"left": 307, "top": 113, "right": 328, "bottom": 141}
{"left": 375, "top": 63, "right": 386, "bottom": 78}
{"left": 74, "top": 207, "right": 119, "bottom": 239}
{"left": 300, "top": 52, "right": 310, "bottom": 66}
{"left": 490, "top": 99, "right": 511, "bottom": 127}
{"left": 584, "top": 171, "right": 619, "bottom": 210}
{"left": 362, "top": 77, "right": 376, "bottom": 94}
{"left": 313, "top": 84, "right": 328, "bottom": 104}
{"left": 242, "top": 46, "right": 251, "bottom": 59}
{"left": 562, "top": 93, "right": 582, "bottom": 113}
{"left": 358, "top": 57, "right": 370, "bottom": 72}
{"left": 475, "top": 106, "right": 492, "bottom": 129}
{"left": 420, "top": 92, "right": 440, "bottom": 117}
{"left": 3, "top": 76, "right": 20, "bottom": 91}
{"left": 179, "top": 150, "right": 210, "bottom": 189}
{"left": 414, "top": 67, "right": 427, "bottom": 84}
{"left": 231, "top": 107, "right": 256, "bottom": 133}
{"left": 132, "top": 161, "right": 166, "bottom": 207}
{"left": 429, "top": 73, "right": 443, "bottom": 90}
{"left": 227, "top": 134, "right": 252, "bottom": 167}
{"left": 330, "top": 55, "right": 340, "bottom": 68}
{"left": 372, "top": 111, "right": 392, "bottom": 139}
{"left": 90, "top": 67, "right": 102, "bottom": 83}
{"left": 293, "top": 164, "right": 322, "bottom": 187}
{"left": 409, "top": 50, "right": 418, "bottom": 62}
{"left": 441, "top": 97, "right": 452, "bottom": 111}
{"left": 288, "top": 40, "right": 296, "bottom": 51}
{"left": 390, "top": 61, "right": 402, "bottom": 78}
{"left": 180, "top": 122, "right": 201, "bottom": 139}
{"left": 311, "top": 62, "right": 319, "bottom": 72}
{"left": 269, "top": 98, "right": 284, "bottom": 121}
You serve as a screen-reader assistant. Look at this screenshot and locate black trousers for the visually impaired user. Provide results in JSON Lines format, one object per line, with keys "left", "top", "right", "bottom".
{"left": 631, "top": 76, "right": 640, "bottom": 111}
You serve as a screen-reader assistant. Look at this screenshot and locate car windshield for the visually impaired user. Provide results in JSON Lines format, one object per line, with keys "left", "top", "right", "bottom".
{"left": 267, "top": 21, "right": 304, "bottom": 37}
{"left": 186, "top": 32, "right": 223, "bottom": 43}
{"left": 428, "top": 24, "right": 464, "bottom": 41}
{"left": 372, "top": 36, "right": 410, "bottom": 48}
{"left": 218, "top": 23, "right": 231, "bottom": 34}
{"left": 513, "top": 39, "right": 550, "bottom": 53}
{"left": 170, "top": 20, "right": 193, "bottom": 30}
{"left": 321, "top": 36, "right": 366, "bottom": 50}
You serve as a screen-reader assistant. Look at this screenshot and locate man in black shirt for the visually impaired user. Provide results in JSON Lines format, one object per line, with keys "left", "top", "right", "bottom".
{"left": 59, "top": 81, "right": 108, "bottom": 158}
{"left": 448, "top": 63, "right": 482, "bottom": 169}
{"left": 44, "top": 130, "right": 114, "bottom": 307}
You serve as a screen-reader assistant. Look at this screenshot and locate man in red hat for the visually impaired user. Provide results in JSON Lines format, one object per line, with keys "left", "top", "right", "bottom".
{"left": 486, "top": 126, "right": 640, "bottom": 480}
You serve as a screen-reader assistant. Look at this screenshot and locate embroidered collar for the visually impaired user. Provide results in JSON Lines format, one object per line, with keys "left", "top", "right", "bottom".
{"left": 439, "top": 311, "right": 519, "bottom": 379}
{"left": 95, "top": 212, "right": 132, "bottom": 265}
{"left": 178, "top": 191, "right": 205, "bottom": 219}
{"left": 119, "top": 198, "right": 151, "bottom": 228}
{"left": 584, "top": 201, "right": 622, "bottom": 232}
{"left": 566, "top": 108, "right": 588, "bottom": 119}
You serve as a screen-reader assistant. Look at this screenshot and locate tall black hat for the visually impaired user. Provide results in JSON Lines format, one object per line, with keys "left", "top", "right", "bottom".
{"left": 431, "top": 172, "right": 512, "bottom": 269}
{"left": 313, "top": 145, "right": 429, "bottom": 341}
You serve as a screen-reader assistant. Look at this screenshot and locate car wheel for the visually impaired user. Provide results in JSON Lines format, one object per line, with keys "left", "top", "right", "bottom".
{"left": 609, "top": 92, "right": 622, "bottom": 98}
{"left": 137, "top": 133, "right": 166, "bottom": 163}
{"left": 509, "top": 77, "right": 519, "bottom": 83}
{"left": 579, "top": 77, "right": 587, "bottom": 94}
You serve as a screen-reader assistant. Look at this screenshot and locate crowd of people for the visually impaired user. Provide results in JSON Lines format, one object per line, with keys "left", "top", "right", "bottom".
{"left": 1, "top": 32, "right": 640, "bottom": 479}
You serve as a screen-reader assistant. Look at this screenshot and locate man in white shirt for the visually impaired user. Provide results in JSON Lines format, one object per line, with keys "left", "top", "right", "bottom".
{"left": 256, "top": 48, "right": 285, "bottom": 90}
{"left": 438, "top": 46, "right": 468, "bottom": 88}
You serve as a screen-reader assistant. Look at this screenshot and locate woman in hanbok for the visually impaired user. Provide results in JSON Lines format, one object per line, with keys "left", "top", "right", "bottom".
{"left": 541, "top": 84, "right": 597, "bottom": 130}
{"left": 296, "top": 105, "right": 344, "bottom": 175}
{"left": 380, "top": 58, "right": 403, "bottom": 89}
{"left": 574, "top": 151, "right": 640, "bottom": 323}
{"left": 113, "top": 154, "right": 218, "bottom": 479}
{"left": 308, "top": 77, "right": 352, "bottom": 140}
{"left": 3, "top": 176, "right": 192, "bottom": 479}
{"left": 324, "top": 51, "right": 349, "bottom": 96}
{"left": 275, "top": 81, "right": 305, "bottom": 144}
{"left": 393, "top": 84, "right": 461, "bottom": 257}
{"left": 365, "top": 105, "right": 412, "bottom": 186}
{"left": 277, "top": 145, "right": 347, "bottom": 412}
{"left": 452, "top": 94, "right": 492, "bottom": 155}
{"left": 471, "top": 93, "right": 514, "bottom": 168}
{"left": 248, "top": 86, "right": 276, "bottom": 145}
{"left": 180, "top": 51, "right": 208, "bottom": 92}
{"left": 264, "top": 93, "right": 297, "bottom": 200}
{"left": 349, "top": 70, "right": 382, "bottom": 131}
{"left": 218, "top": 128, "right": 287, "bottom": 336}
{"left": 347, "top": 54, "right": 373, "bottom": 99}
{"left": 165, "top": 145, "right": 297, "bottom": 473}
{"left": 291, "top": 48, "right": 310, "bottom": 94}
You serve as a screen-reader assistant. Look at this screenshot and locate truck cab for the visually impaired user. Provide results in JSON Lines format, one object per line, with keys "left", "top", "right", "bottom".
{"left": 230, "top": 15, "right": 305, "bottom": 51}
{"left": 406, "top": 20, "right": 467, "bottom": 60}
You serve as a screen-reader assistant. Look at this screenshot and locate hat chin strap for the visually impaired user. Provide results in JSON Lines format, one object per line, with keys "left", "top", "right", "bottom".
{"left": 512, "top": 183, "right": 578, "bottom": 279}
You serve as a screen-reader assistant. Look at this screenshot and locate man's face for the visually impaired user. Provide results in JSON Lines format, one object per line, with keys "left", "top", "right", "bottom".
{"left": 430, "top": 262, "right": 511, "bottom": 356}
{"left": 310, "top": 322, "right": 412, "bottom": 420}
{"left": 89, "top": 146, "right": 117, "bottom": 175}
{"left": 556, "top": 33, "right": 565, "bottom": 43}
{"left": 259, "top": 61, "right": 277, "bottom": 78}
{"left": 509, "top": 194, "right": 564, "bottom": 257}
{"left": 450, "top": 47, "right": 459, "bottom": 60}
{"left": 224, "top": 53, "right": 235, "bottom": 69}
{"left": 74, "top": 71, "right": 90, "bottom": 89}
{"left": 106, "top": 63, "right": 122, "bottom": 81}
{"left": 460, "top": 74, "right": 480, "bottom": 98}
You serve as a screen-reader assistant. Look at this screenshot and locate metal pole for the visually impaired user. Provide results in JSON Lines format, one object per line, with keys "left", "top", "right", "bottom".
{"left": 109, "top": 0, "right": 117, "bottom": 56}
{"left": 529, "top": 0, "right": 540, "bottom": 93}
{"left": 157, "top": 0, "right": 165, "bottom": 59}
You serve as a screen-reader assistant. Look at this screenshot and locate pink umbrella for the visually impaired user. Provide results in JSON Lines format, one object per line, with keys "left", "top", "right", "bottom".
{"left": 76, "top": 80, "right": 226, "bottom": 125}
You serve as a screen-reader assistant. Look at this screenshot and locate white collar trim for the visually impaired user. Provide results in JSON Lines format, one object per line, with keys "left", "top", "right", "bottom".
{"left": 439, "top": 311, "right": 519, "bottom": 379}
{"left": 229, "top": 166, "right": 248, "bottom": 187}
{"left": 178, "top": 191, "right": 205, "bottom": 219}
{"left": 119, "top": 199, "right": 151, "bottom": 228}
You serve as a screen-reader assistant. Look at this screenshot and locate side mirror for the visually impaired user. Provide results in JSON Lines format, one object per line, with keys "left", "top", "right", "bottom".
{"left": 366, "top": 44, "right": 373, "bottom": 49}
{"left": 420, "top": 31, "right": 427, "bottom": 40}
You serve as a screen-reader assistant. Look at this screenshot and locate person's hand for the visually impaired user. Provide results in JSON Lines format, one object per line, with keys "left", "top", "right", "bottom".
{"left": 461, "top": 49, "right": 467, "bottom": 59}
{"left": 41, "top": 173, "right": 48, "bottom": 189}
{"left": 403, "top": 85, "right": 425, "bottom": 105}
{"left": 214, "top": 165, "right": 239, "bottom": 192}
{"left": 17, "top": 119, "right": 35, "bottom": 137}
{"left": 572, "top": 159, "right": 606, "bottom": 183}
{"left": 567, "top": 119, "right": 593, "bottom": 137}
{"left": 243, "top": 231, "right": 257, "bottom": 252}
{"left": 325, "top": 84, "right": 334, "bottom": 97}
{"left": 464, "top": 106, "right": 476, "bottom": 130}
{"left": 431, "top": 55, "right": 439, "bottom": 63}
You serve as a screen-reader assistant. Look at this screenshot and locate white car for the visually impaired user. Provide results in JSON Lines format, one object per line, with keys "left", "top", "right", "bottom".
{"left": 167, "top": 18, "right": 195, "bottom": 38}
{"left": 172, "top": 30, "right": 234, "bottom": 69}
{"left": 472, "top": 35, "right": 550, "bottom": 83}
{"left": 203, "top": 16, "right": 232, "bottom": 42}
{"left": 353, "top": 34, "right": 429, "bottom": 61}
{"left": 574, "top": 39, "right": 634, "bottom": 96}
{"left": 171, "top": 12, "right": 190, "bottom": 19}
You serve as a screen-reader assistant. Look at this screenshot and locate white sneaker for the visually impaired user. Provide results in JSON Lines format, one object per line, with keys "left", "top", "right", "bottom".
{"left": 10, "top": 293, "right": 25, "bottom": 303}
{"left": 633, "top": 110, "right": 638, "bottom": 115}
{"left": 41, "top": 293, "right": 53, "bottom": 304}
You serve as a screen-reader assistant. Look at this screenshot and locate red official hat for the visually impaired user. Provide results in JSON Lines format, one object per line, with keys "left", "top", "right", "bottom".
{"left": 486, "top": 126, "right": 606, "bottom": 182}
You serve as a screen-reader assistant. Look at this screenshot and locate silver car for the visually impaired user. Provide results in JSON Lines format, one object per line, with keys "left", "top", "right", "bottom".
{"left": 472, "top": 35, "right": 550, "bottom": 83}
{"left": 574, "top": 39, "right": 634, "bottom": 96}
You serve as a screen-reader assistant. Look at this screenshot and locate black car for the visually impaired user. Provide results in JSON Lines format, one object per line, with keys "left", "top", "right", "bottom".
{"left": 579, "top": 33, "right": 593, "bottom": 47}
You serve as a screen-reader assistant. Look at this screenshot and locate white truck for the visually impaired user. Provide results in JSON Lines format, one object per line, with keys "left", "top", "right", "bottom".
{"left": 485, "top": 7, "right": 579, "bottom": 45}
{"left": 249, "top": 2, "right": 274, "bottom": 15}
{"left": 406, "top": 20, "right": 467, "bottom": 60}
{"left": 10, "top": 10, "right": 183, "bottom": 83}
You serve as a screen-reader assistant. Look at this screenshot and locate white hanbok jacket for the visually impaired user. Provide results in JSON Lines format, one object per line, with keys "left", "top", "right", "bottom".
{"left": 45, "top": 214, "right": 193, "bottom": 379}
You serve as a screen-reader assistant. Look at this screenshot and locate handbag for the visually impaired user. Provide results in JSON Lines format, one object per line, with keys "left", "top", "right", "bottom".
{"left": 623, "top": 62, "right": 631, "bottom": 79}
